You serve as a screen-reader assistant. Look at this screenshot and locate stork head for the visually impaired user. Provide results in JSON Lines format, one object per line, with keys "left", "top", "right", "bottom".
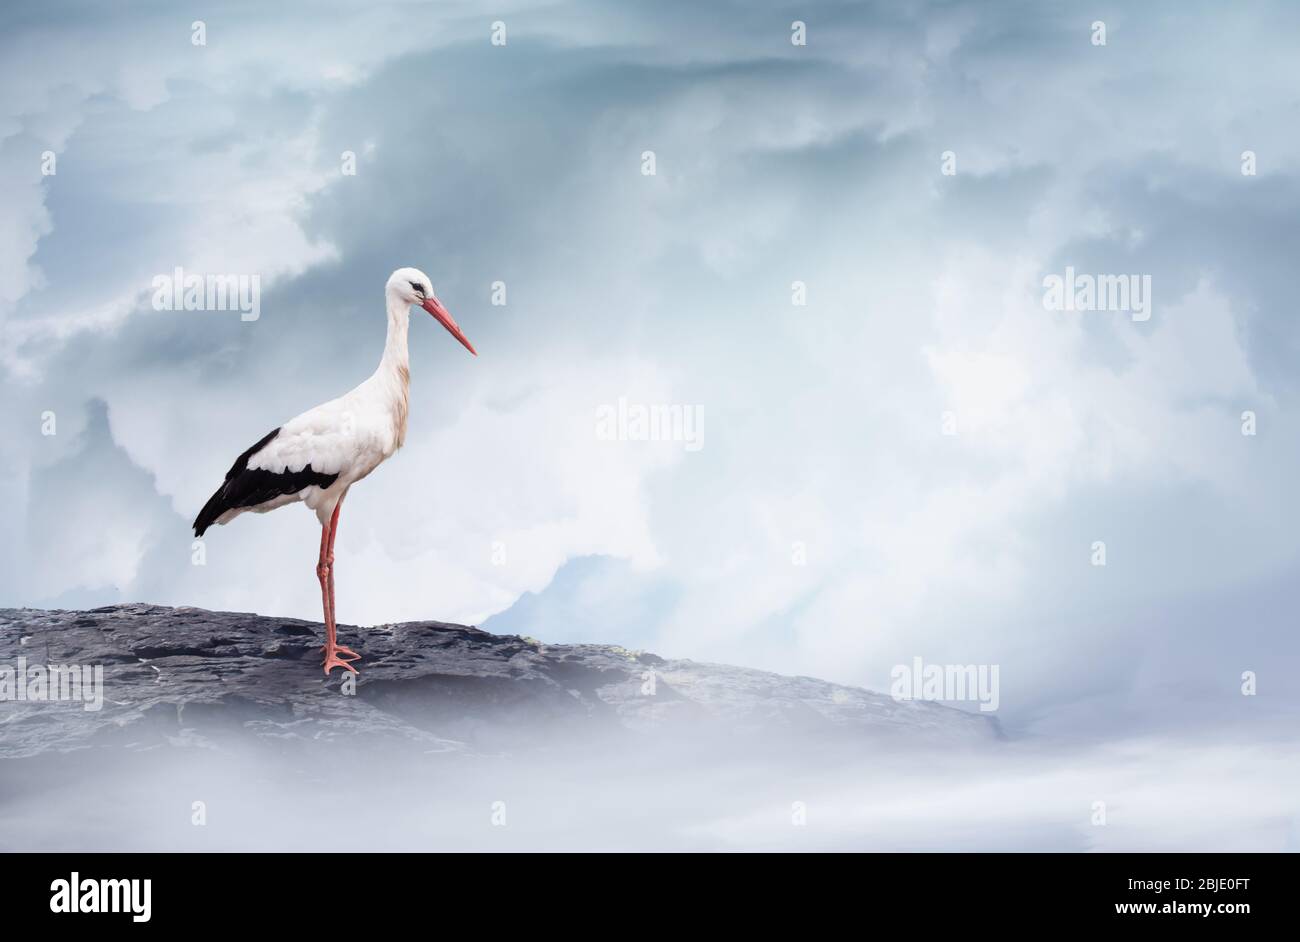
{"left": 386, "top": 267, "right": 477, "bottom": 356}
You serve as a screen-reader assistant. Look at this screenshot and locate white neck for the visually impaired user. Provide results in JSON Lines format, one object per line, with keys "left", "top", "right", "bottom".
{"left": 379, "top": 292, "right": 412, "bottom": 377}
{"left": 372, "top": 291, "right": 413, "bottom": 450}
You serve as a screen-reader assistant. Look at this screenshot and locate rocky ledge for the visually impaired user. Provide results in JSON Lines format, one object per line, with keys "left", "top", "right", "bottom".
{"left": 0, "top": 603, "right": 999, "bottom": 760}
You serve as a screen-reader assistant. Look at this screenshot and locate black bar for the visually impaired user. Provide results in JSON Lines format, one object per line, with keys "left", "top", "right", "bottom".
{"left": 13, "top": 852, "right": 1285, "bottom": 927}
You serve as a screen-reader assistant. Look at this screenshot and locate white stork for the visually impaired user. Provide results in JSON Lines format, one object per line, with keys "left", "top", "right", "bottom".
{"left": 193, "top": 268, "right": 477, "bottom": 675}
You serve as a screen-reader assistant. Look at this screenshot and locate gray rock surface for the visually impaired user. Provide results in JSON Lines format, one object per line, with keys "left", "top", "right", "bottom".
{"left": 0, "top": 603, "right": 999, "bottom": 761}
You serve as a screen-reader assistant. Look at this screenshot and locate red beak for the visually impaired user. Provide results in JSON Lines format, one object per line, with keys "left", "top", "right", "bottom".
{"left": 421, "top": 296, "right": 477, "bottom": 356}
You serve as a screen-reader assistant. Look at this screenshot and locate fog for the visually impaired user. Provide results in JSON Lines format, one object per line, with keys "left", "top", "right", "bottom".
{"left": 5, "top": 724, "right": 1297, "bottom": 852}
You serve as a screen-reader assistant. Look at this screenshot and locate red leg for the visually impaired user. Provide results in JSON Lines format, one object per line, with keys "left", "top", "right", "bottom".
{"left": 319, "top": 498, "right": 359, "bottom": 675}
{"left": 316, "top": 521, "right": 333, "bottom": 641}
{"left": 326, "top": 498, "right": 360, "bottom": 662}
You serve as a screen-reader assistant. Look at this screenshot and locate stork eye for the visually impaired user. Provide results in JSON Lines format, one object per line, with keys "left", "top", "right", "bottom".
{"left": 409, "top": 281, "right": 425, "bottom": 296}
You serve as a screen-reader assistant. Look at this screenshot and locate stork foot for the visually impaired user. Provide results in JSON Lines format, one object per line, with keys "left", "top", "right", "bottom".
{"left": 322, "top": 645, "right": 361, "bottom": 675}
{"left": 320, "top": 643, "right": 362, "bottom": 661}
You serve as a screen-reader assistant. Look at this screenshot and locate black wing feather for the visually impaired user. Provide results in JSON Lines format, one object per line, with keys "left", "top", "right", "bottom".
{"left": 192, "top": 428, "right": 339, "bottom": 537}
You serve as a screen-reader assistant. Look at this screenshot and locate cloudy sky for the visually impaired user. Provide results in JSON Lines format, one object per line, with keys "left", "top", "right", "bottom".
{"left": 2, "top": 0, "right": 1297, "bottom": 740}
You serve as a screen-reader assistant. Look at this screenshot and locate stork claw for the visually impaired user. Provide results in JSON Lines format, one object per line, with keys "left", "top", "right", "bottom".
{"left": 323, "top": 646, "right": 360, "bottom": 675}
